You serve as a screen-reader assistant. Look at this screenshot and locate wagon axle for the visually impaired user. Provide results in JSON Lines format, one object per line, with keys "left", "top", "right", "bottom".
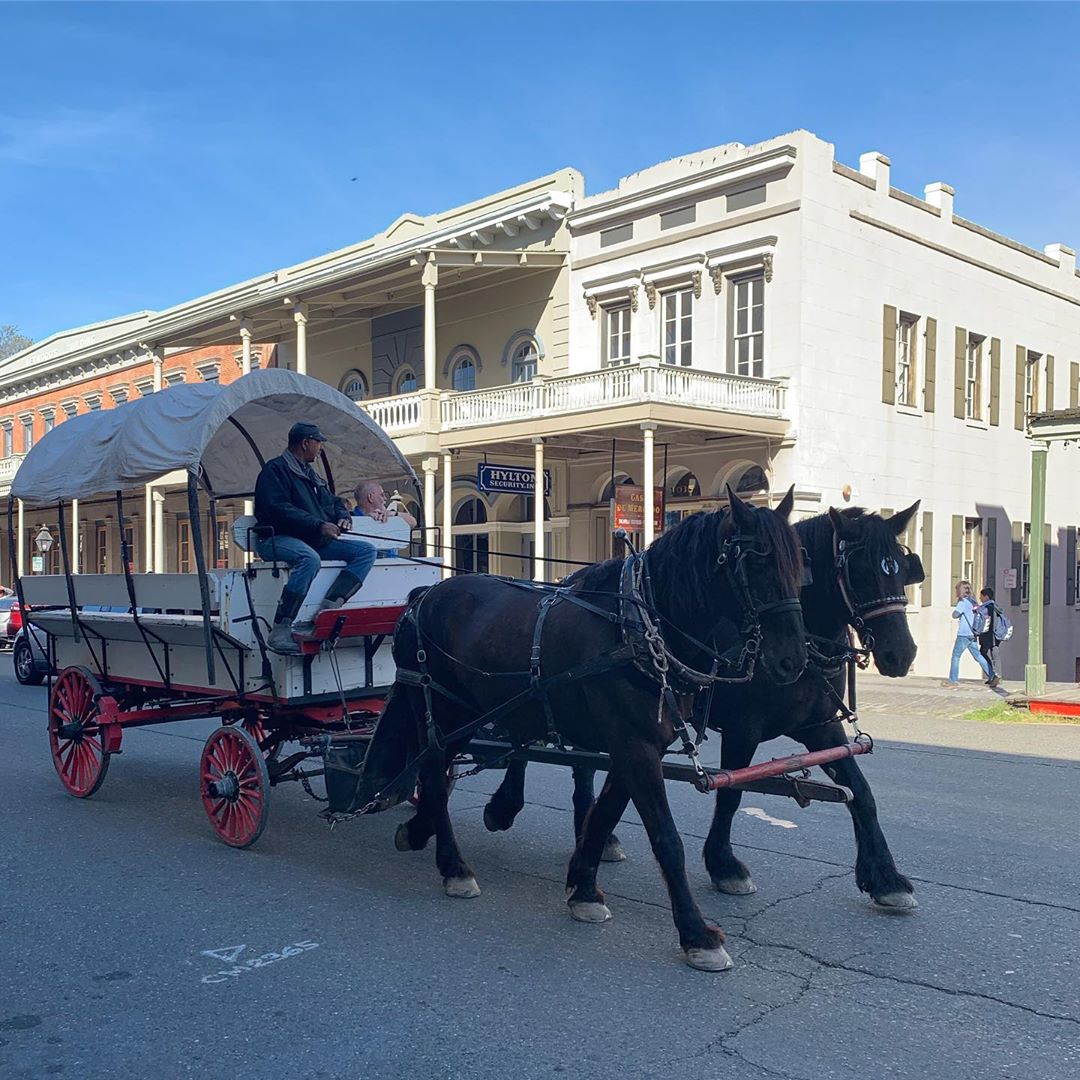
{"left": 206, "top": 773, "right": 241, "bottom": 801}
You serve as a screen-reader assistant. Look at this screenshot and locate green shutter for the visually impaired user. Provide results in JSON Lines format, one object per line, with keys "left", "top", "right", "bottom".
{"left": 1044, "top": 522, "right": 1052, "bottom": 607}
{"left": 923, "top": 317, "right": 937, "bottom": 412}
{"left": 1046, "top": 355, "right": 1055, "bottom": 411}
{"left": 882, "top": 305, "right": 897, "bottom": 405}
{"left": 1071, "top": 362, "right": 1079, "bottom": 408}
{"left": 954, "top": 328, "right": 967, "bottom": 419}
{"left": 1066, "top": 526, "right": 1076, "bottom": 607}
{"left": 921, "top": 510, "right": 933, "bottom": 606}
{"left": 1010, "top": 521, "right": 1023, "bottom": 606}
{"left": 951, "top": 514, "right": 964, "bottom": 590}
{"left": 1014, "top": 345, "right": 1026, "bottom": 430}
{"left": 989, "top": 337, "right": 1001, "bottom": 426}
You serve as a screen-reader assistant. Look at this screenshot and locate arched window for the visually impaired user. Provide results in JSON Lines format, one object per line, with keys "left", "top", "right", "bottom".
{"left": 600, "top": 474, "right": 636, "bottom": 503}
{"left": 670, "top": 471, "right": 701, "bottom": 498}
{"left": 452, "top": 355, "right": 476, "bottom": 391}
{"left": 454, "top": 498, "right": 488, "bottom": 526}
{"left": 511, "top": 340, "right": 538, "bottom": 383}
{"left": 729, "top": 464, "right": 769, "bottom": 495}
{"left": 339, "top": 369, "right": 369, "bottom": 403}
{"left": 453, "top": 497, "right": 489, "bottom": 573}
{"left": 394, "top": 366, "right": 418, "bottom": 394}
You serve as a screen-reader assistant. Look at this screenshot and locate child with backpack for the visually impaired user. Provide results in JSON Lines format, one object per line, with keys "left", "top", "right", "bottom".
{"left": 975, "top": 586, "right": 1011, "bottom": 689}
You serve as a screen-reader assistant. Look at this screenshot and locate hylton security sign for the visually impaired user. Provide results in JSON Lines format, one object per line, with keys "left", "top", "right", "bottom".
{"left": 477, "top": 463, "right": 552, "bottom": 496}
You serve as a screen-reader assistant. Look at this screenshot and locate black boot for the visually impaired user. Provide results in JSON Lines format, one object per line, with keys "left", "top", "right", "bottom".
{"left": 266, "top": 590, "right": 304, "bottom": 655}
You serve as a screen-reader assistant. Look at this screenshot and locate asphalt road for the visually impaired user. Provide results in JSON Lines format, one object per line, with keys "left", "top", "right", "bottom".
{"left": 1, "top": 668, "right": 1077, "bottom": 1080}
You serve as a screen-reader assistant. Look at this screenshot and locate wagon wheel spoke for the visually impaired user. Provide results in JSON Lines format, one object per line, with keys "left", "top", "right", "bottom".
{"left": 200, "top": 726, "right": 269, "bottom": 848}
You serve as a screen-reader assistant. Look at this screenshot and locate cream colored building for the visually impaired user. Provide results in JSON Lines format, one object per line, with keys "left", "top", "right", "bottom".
{"left": 3, "top": 130, "right": 1078, "bottom": 681}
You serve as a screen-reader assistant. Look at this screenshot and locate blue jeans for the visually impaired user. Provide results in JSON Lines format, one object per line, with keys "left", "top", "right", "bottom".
{"left": 949, "top": 635, "right": 992, "bottom": 683}
{"left": 256, "top": 534, "right": 377, "bottom": 602}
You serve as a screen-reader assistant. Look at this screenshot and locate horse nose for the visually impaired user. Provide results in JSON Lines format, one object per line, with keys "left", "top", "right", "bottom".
{"left": 774, "top": 653, "right": 801, "bottom": 684}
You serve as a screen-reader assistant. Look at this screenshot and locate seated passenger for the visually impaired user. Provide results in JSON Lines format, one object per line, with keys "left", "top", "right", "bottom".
{"left": 352, "top": 480, "right": 417, "bottom": 558}
{"left": 254, "top": 422, "right": 377, "bottom": 654}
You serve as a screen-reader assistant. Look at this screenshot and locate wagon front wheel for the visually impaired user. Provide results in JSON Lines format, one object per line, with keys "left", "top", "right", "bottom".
{"left": 48, "top": 666, "right": 110, "bottom": 798}
{"left": 200, "top": 725, "right": 269, "bottom": 848}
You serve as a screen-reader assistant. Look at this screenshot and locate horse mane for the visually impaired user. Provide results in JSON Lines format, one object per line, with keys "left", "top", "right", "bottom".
{"left": 795, "top": 507, "right": 902, "bottom": 567}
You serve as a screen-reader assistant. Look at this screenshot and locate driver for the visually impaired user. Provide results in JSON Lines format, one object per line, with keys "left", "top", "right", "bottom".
{"left": 254, "top": 422, "right": 376, "bottom": 654}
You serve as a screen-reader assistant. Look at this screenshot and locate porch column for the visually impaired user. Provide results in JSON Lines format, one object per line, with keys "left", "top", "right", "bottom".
{"left": 422, "top": 257, "right": 438, "bottom": 390}
{"left": 16, "top": 499, "right": 24, "bottom": 576}
{"left": 293, "top": 303, "right": 308, "bottom": 375}
{"left": 1025, "top": 440, "right": 1049, "bottom": 697}
{"left": 442, "top": 452, "right": 453, "bottom": 579}
{"left": 239, "top": 319, "right": 253, "bottom": 375}
{"left": 533, "top": 438, "right": 545, "bottom": 581}
{"left": 71, "top": 499, "right": 80, "bottom": 574}
{"left": 422, "top": 455, "right": 439, "bottom": 557}
{"left": 153, "top": 490, "right": 165, "bottom": 573}
{"left": 642, "top": 422, "right": 657, "bottom": 549}
{"left": 144, "top": 486, "right": 153, "bottom": 572}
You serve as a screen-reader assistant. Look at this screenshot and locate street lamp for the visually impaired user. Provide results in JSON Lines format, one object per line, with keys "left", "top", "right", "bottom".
{"left": 34, "top": 526, "right": 53, "bottom": 573}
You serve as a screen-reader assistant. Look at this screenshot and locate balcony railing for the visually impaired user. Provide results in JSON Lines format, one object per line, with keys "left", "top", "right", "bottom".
{"left": 440, "top": 363, "right": 786, "bottom": 431}
{"left": 360, "top": 392, "right": 424, "bottom": 435}
{"left": 0, "top": 453, "right": 26, "bottom": 491}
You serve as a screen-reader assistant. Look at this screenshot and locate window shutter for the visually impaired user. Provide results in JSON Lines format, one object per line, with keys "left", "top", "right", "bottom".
{"left": 989, "top": 337, "right": 1001, "bottom": 426}
{"left": 1066, "top": 526, "right": 1076, "bottom": 607}
{"left": 953, "top": 328, "right": 967, "bottom": 419}
{"left": 951, "top": 515, "right": 963, "bottom": 590}
{"left": 1014, "top": 345, "right": 1026, "bottom": 430}
{"left": 1071, "top": 362, "right": 1079, "bottom": 408}
{"left": 1010, "top": 521, "right": 1023, "bottom": 606}
{"left": 882, "top": 305, "right": 897, "bottom": 405}
{"left": 985, "top": 516, "right": 997, "bottom": 592}
{"left": 1046, "top": 355, "right": 1055, "bottom": 411}
{"left": 1044, "top": 523, "right": 1051, "bottom": 606}
{"left": 923, "top": 317, "right": 937, "bottom": 412}
{"left": 921, "top": 511, "right": 933, "bottom": 606}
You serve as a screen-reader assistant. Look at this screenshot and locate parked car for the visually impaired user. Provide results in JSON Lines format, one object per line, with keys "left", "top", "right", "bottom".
{"left": 12, "top": 624, "right": 50, "bottom": 685}
{"left": 0, "top": 597, "right": 16, "bottom": 650}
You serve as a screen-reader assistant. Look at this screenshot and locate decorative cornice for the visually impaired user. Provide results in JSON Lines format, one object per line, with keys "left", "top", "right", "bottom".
{"left": 586, "top": 295, "right": 598, "bottom": 319}
{"left": 710, "top": 266, "right": 724, "bottom": 294}
{"left": 763, "top": 253, "right": 774, "bottom": 283}
{"left": 628, "top": 285, "right": 639, "bottom": 313}
{"left": 691, "top": 270, "right": 703, "bottom": 299}
{"left": 644, "top": 282, "right": 657, "bottom": 310}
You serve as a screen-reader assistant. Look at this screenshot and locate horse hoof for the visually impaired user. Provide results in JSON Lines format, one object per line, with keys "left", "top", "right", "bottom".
{"left": 483, "top": 805, "right": 508, "bottom": 833}
{"left": 685, "top": 945, "right": 734, "bottom": 972}
{"left": 713, "top": 876, "right": 757, "bottom": 895}
{"left": 600, "top": 837, "right": 626, "bottom": 863}
{"left": 444, "top": 876, "right": 481, "bottom": 899}
{"left": 569, "top": 901, "right": 612, "bottom": 923}
{"left": 873, "top": 891, "right": 918, "bottom": 911}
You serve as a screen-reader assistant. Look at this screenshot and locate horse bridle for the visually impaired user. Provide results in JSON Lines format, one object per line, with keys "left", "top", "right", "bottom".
{"left": 832, "top": 533, "right": 910, "bottom": 631}
{"left": 716, "top": 530, "right": 804, "bottom": 632}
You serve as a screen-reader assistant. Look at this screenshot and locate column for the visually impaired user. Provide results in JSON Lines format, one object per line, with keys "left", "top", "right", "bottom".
{"left": 533, "top": 438, "right": 545, "bottom": 582}
{"left": 441, "top": 452, "right": 453, "bottom": 579}
{"left": 422, "top": 257, "right": 438, "bottom": 391}
{"left": 642, "top": 423, "right": 657, "bottom": 549}
{"left": 153, "top": 490, "right": 165, "bottom": 573}
{"left": 144, "top": 486, "right": 153, "bottom": 572}
{"left": 16, "top": 499, "right": 24, "bottom": 576}
{"left": 422, "top": 456, "right": 439, "bottom": 557}
{"left": 71, "top": 499, "right": 80, "bottom": 574}
{"left": 151, "top": 347, "right": 163, "bottom": 392}
{"left": 293, "top": 303, "right": 308, "bottom": 375}
{"left": 1025, "top": 440, "right": 1049, "bottom": 697}
{"left": 239, "top": 319, "right": 253, "bottom": 375}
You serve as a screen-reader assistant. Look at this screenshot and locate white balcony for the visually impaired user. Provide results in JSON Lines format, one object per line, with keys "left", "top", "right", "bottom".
{"left": 360, "top": 392, "right": 425, "bottom": 435}
{"left": 0, "top": 453, "right": 26, "bottom": 495}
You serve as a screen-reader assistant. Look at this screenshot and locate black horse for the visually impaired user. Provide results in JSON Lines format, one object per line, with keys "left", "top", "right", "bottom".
{"left": 484, "top": 502, "right": 924, "bottom": 910}
{"left": 362, "top": 488, "right": 807, "bottom": 971}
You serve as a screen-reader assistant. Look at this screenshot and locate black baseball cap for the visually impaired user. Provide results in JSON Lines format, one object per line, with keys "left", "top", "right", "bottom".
{"left": 288, "top": 421, "right": 328, "bottom": 443}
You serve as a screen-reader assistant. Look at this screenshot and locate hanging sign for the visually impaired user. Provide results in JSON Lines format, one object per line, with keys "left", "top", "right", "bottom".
{"left": 1001, "top": 568, "right": 1018, "bottom": 589}
{"left": 611, "top": 484, "right": 664, "bottom": 532}
{"left": 477, "top": 463, "right": 552, "bottom": 496}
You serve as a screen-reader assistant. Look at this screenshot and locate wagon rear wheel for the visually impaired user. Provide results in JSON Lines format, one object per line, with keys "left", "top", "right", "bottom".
{"left": 48, "top": 667, "right": 110, "bottom": 798}
{"left": 200, "top": 725, "right": 269, "bottom": 848}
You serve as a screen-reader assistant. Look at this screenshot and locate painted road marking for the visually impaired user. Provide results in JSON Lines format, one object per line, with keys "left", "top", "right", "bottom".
{"left": 202, "top": 946, "right": 246, "bottom": 964}
{"left": 199, "top": 941, "right": 319, "bottom": 985}
{"left": 740, "top": 806, "right": 797, "bottom": 829}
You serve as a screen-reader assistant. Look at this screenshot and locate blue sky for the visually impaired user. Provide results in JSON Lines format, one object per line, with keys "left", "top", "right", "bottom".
{"left": 2, "top": 1, "right": 1078, "bottom": 343}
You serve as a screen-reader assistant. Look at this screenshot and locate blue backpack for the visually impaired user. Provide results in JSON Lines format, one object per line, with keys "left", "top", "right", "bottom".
{"left": 992, "top": 607, "right": 1013, "bottom": 644}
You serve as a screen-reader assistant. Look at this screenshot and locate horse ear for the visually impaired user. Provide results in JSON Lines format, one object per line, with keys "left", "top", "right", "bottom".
{"left": 726, "top": 484, "right": 755, "bottom": 529}
{"left": 775, "top": 485, "right": 795, "bottom": 521}
{"left": 828, "top": 506, "right": 853, "bottom": 540}
{"left": 889, "top": 500, "right": 921, "bottom": 537}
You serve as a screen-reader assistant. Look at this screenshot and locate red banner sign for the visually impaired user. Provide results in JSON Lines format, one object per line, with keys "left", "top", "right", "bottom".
{"left": 612, "top": 484, "right": 664, "bottom": 532}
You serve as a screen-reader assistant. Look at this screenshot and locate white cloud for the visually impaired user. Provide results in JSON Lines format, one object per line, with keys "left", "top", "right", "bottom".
{"left": 0, "top": 105, "right": 153, "bottom": 167}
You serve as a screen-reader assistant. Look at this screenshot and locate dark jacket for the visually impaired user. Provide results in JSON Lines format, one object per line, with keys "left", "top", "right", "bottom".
{"left": 254, "top": 453, "right": 349, "bottom": 549}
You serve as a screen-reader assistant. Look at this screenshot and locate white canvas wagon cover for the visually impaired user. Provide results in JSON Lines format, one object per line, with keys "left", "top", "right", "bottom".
{"left": 12, "top": 369, "right": 417, "bottom": 503}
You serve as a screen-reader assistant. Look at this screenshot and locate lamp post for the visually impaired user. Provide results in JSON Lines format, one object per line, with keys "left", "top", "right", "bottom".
{"left": 34, "top": 526, "right": 54, "bottom": 574}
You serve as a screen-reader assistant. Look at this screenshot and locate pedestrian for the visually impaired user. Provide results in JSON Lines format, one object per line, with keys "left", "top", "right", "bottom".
{"left": 976, "top": 587, "right": 1003, "bottom": 689}
{"left": 941, "top": 579, "right": 993, "bottom": 688}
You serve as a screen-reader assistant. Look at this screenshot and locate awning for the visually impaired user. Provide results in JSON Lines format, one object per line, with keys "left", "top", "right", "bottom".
{"left": 12, "top": 369, "right": 417, "bottom": 503}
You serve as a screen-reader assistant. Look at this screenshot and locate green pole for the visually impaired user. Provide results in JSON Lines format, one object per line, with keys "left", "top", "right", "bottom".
{"left": 1025, "top": 440, "right": 1048, "bottom": 697}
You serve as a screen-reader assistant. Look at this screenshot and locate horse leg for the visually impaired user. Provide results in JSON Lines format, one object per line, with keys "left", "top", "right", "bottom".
{"left": 702, "top": 729, "right": 760, "bottom": 894}
{"left": 564, "top": 771, "right": 630, "bottom": 922}
{"left": 483, "top": 759, "right": 527, "bottom": 832}
{"left": 571, "top": 767, "right": 625, "bottom": 863}
{"left": 802, "top": 722, "right": 916, "bottom": 910}
{"left": 616, "top": 740, "right": 732, "bottom": 971}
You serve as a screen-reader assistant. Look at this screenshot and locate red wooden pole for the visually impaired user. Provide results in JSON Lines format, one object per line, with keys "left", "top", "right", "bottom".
{"left": 706, "top": 740, "right": 871, "bottom": 791}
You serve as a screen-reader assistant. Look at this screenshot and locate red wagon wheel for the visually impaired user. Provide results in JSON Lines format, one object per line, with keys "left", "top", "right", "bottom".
{"left": 200, "top": 726, "right": 270, "bottom": 848}
{"left": 240, "top": 715, "right": 281, "bottom": 762}
{"left": 48, "top": 667, "right": 111, "bottom": 798}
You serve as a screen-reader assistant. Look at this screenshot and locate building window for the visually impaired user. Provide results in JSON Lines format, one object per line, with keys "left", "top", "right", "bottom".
{"left": 512, "top": 340, "right": 539, "bottom": 383}
{"left": 96, "top": 525, "right": 109, "bottom": 574}
{"left": 670, "top": 471, "right": 701, "bottom": 498}
{"left": 110, "top": 387, "right": 129, "bottom": 405}
{"left": 605, "top": 305, "right": 632, "bottom": 367}
{"left": 727, "top": 185, "right": 767, "bottom": 211}
{"left": 962, "top": 517, "right": 983, "bottom": 586}
{"left": 600, "top": 223, "right": 633, "bottom": 248}
{"left": 1025, "top": 351, "right": 1042, "bottom": 418}
{"left": 85, "top": 393, "right": 102, "bottom": 411}
{"left": 660, "top": 205, "right": 696, "bottom": 230}
{"left": 896, "top": 313, "right": 919, "bottom": 407}
{"left": 454, "top": 497, "right": 489, "bottom": 574}
{"left": 662, "top": 288, "right": 693, "bottom": 367}
{"left": 196, "top": 363, "right": 220, "bottom": 384}
{"left": 451, "top": 355, "right": 476, "bottom": 391}
{"left": 1021, "top": 523, "right": 1031, "bottom": 605}
{"left": 729, "top": 273, "right": 764, "bottom": 377}
{"left": 340, "top": 370, "right": 368, "bottom": 402}
{"left": 2, "top": 424, "right": 12, "bottom": 457}
{"left": 164, "top": 371, "right": 185, "bottom": 387}
{"left": 965, "top": 334, "right": 985, "bottom": 420}
{"left": 178, "top": 520, "right": 192, "bottom": 575}
{"left": 20, "top": 417, "right": 33, "bottom": 452}
{"left": 394, "top": 366, "right": 418, "bottom": 394}
{"left": 133, "top": 379, "right": 154, "bottom": 397}
{"left": 42, "top": 411, "right": 55, "bottom": 434}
